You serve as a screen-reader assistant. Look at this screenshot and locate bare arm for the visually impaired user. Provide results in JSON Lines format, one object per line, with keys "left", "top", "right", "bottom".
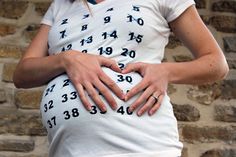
{"left": 166, "top": 5, "right": 229, "bottom": 84}
{"left": 13, "top": 25, "right": 65, "bottom": 88}
{"left": 123, "top": 6, "right": 229, "bottom": 116}
{"left": 14, "top": 24, "right": 124, "bottom": 112}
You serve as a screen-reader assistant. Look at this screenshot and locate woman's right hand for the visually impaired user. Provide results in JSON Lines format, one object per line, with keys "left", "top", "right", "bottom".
{"left": 61, "top": 50, "right": 125, "bottom": 112}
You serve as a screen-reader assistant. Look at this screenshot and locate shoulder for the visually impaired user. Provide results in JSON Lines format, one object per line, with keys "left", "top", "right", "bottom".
{"left": 41, "top": 0, "right": 75, "bottom": 26}
{"left": 51, "top": 0, "right": 72, "bottom": 9}
{"left": 155, "top": 0, "right": 195, "bottom": 11}
{"left": 50, "top": 0, "right": 75, "bottom": 19}
{"left": 155, "top": 0, "right": 196, "bottom": 22}
{"left": 49, "top": 0, "right": 73, "bottom": 12}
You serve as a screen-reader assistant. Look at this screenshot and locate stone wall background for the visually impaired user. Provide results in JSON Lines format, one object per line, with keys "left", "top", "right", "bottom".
{"left": 0, "top": 0, "right": 235, "bottom": 157}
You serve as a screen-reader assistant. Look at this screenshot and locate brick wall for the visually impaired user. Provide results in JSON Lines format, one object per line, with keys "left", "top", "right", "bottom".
{"left": 0, "top": 0, "right": 235, "bottom": 157}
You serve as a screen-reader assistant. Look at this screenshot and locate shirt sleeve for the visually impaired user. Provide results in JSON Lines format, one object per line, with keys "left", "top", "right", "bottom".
{"left": 40, "top": 0, "right": 55, "bottom": 26}
{"left": 162, "top": 0, "right": 195, "bottom": 22}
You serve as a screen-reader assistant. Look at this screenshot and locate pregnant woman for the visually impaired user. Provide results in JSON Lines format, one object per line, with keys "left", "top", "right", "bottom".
{"left": 13, "top": 0, "right": 228, "bottom": 156}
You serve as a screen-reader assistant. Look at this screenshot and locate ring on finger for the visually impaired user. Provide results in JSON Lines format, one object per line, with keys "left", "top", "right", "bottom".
{"left": 151, "top": 94, "right": 160, "bottom": 104}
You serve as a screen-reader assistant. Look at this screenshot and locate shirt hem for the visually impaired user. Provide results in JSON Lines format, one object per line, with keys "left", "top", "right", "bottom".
{"left": 40, "top": 19, "right": 53, "bottom": 26}
{"left": 102, "top": 149, "right": 181, "bottom": 157}
{"left": 167, "top": 0, "right": 196, "bottom": 22}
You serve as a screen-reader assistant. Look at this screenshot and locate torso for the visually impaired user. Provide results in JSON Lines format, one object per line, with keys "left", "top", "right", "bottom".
{"left": 40, "top": 0, "right": 182, "bottom": 156}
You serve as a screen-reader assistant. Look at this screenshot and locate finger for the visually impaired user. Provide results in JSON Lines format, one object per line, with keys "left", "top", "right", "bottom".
{"left": 76, "top": 84, "right": 92, "bottom": 111}
{"left": 129, "top": 87, "right": 153, "bottom": 112}
{"left": 149, "top": 94, "right": 164, "bottom": 116}
{"left": 137, "top": 95, "right": 155, "bottom": 117}
{"left": 125, "top": 79, "right": 148, "bottom": 101}
{"left": 84, "top": 82, "right": 107, "bottom": 112}
{"left": 93, "top": 79, "right": 117, "bottom": 110}
{"left": 122, "top": 62, "right": 144, "bottom": 74}
{"left": 98, "top": 57, "right": 122, "bottom": 73}
{"left": 99, "top": 71, "right": 125, "bottom": 100}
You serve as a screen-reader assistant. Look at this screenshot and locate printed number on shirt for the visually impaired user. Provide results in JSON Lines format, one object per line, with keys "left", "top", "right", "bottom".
{"left": 98, "top": 47, "right": 113, "bottom": 55}
{"left": 129, "top": 32, "right": 143, "bottom": 43}
{"left": 122, "top": 89, "right": 130, "bottom": 94}
{"left": 44, "top": 100, "right": 54, "bottom": 113}
{"left": 63, "top": 108, "right": 80, "bottom": 120}
{"left": 121, "top": 48, "right": 136, "bottom": 58}
{"left": 117, "top": 75, "right": 133, "bottom": 84}
{"left": 89, "top": 105, "right": 133, "bottom": 115}
{"left": 117, "top": 106, "right": 133, "bottom": 115}
{"left": 82, "top": 14, "right": 90, "bottom": 19}
{"left": 90, "top": 106, "right": 106, "bottom": 115}
{"left": 106, "top": 7, "right": 114, "bottom": 12}
{"left": 80, "top": 36, "right": 93, "bottom": 46}
{"left": 81, "top": 49, "right": 88, "bottom": 53}
{"left": 118, "top": 63, "right": 125, "bottom": 69}
{"left": 60, "top": 30, "right": 67, "bottom": 39}
{"left": 127, "top": 14, "right": 144, "bottom": 26}
{"left": 61, "top": 44, "right": 72, "bottom": 52}
{"left": 104, "top": 16, "right": 111, "bottom": 24}
{"left": 61, "top": 91, "right": 78, "bottom": 103}
{"left": 45, "top": 84, "right": 56, "bottom": 97}
{"left": 132, "top": 6, "right": 140, "bottom": 12}
{"left": 63, "top": 79, "right": 70, "bottom": 87}
{"left": 47, "top": 116, "right": 56, "bottom": 129}
{"left": 61, "top": 19, "right": 68, "bottom": 25}
{"left": 81, "top": 24, "right": 88, "bottom": 31}
{"left": 102, "top": 30, "right": 118, "bottom": 39}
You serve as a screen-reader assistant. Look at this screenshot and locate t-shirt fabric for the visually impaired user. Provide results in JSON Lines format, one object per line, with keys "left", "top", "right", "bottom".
{"left": 40, "top": 0, "right": 195, "bottom": 157}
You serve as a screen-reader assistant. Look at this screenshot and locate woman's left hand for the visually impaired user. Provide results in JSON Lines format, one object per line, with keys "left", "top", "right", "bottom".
{"left": 122, "top": 62, "right": 169, "bottom": 116}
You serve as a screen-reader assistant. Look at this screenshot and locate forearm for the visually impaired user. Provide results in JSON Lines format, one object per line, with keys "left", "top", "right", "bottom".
{"left": 166, "top": 53, "right": 229, "bottom": 85}
{"left": 13, "top": 53, "right": 65, "bottom": 88}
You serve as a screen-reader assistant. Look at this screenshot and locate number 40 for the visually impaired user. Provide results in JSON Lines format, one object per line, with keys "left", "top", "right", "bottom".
{"left": 117, "top": 106, "right": 133, "bottom": 115}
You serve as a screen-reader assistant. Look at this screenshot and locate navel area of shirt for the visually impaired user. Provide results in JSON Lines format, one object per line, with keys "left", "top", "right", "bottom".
{"left": 40, "top": 67, "right": 183, "bottom": 157}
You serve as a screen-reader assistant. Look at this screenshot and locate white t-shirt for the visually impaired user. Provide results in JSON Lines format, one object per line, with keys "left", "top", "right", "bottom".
{"left": 40, "top": 0, "right": 195, "bottom": 157}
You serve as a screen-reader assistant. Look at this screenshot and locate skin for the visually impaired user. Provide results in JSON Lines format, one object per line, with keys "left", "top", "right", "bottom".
{"left": 13, "top": 4, "right": 229, "bottom": 116}
{"left": 123, "top": 6, "right": 229, "bottom": 116}
{"left": 96, "top": 0, "right": 104, "bottom": 3}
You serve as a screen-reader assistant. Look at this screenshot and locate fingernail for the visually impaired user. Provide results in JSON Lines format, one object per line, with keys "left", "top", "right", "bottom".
{"left": 137, "top": 112, "right": 142, "bottom": 117}
{"left": 128, "top": 107, "right": 133, "bottom": 112}
{"left": 122, "top": 94, "right": 125, "bottom": 100}
{"left": 112, "top": 105, "right": 117, "bottom": 110}
{"left": 149, "top": 110, "right": 154, "bottom": 116}
{"left": 124, "top": 96, "right": 128, "bottom": 101}
{"left": 88, "top": 106, "right": 92, "bottom": 111}
{"left": 102, "top": 107, "right": 107, "bottom": 112}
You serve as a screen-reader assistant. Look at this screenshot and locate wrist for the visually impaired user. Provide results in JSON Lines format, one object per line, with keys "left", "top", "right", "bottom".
{"left": 161, "top": 63, "right": 174, "bottom": 84}
{"left": 58, "top": 52, "right": 70, "bottom": 72}
{"left": 59, "top": 50, "right": 83, "bottom": 71}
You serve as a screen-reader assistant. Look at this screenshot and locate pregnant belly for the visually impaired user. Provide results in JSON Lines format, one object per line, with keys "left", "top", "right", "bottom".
{"left": 40, "top": 68, "right": 181, "bottom": 156}
{"left": 40, "top": 67, "right": 143, "bottom": 130}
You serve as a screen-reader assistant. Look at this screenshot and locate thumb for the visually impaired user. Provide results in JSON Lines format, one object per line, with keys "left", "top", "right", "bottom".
{"left": 122, "top": 62, "right": 145, "bottom": 74}
{"left": 98, "top": 57, "right": 122, "bottom": 73}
